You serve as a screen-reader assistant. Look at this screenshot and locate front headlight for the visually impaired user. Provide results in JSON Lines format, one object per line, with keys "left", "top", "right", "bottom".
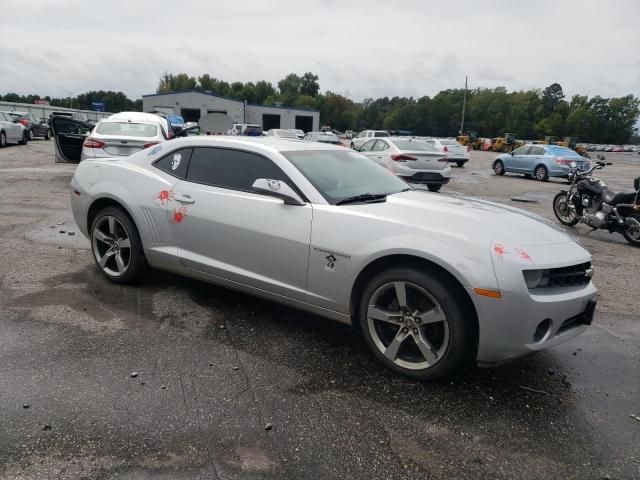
{"left": 523, "top": 269, "right": 550, "bottom": 289}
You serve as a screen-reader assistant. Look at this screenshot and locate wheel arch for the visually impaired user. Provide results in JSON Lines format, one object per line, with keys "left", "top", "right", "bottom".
{"left": 349, "top": 254, "right": 479, "bottom": 344}
{"left": 87, "top": 196, "right": 138, "bottom": 236}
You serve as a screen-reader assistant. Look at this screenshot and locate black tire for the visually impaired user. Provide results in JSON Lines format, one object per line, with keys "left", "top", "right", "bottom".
{"left": 44, "top": 130, "right": 51, "bottom": 140}
{"left": 456, "top": 161, "right": 465, "bottom": 168}
{"left": 350, "top": 142, "right": 355, "bottom": 150}
{"left": 534, "top": 164, "right": 549, "bottom": 182}
{"left": 0, "top": 132, "right": 6, "bottom": 148}
{"left": 90, "top": 206, "right": 148, "bottom": 284}
{"left": 493, "top": 160, "right": 505, "bottom": 175}
{"left": 427, "top": 184, "right": 442, "bottom": 192}
{"left": 28, "top": 129, "right": 34, "bottom": 141}
{"left": 622, "top": 214, "right": 640, "bottom": 247}
{"left": 18, "top": 131, "right": 28, "bottom": 145}
{"left": 358, "top": 267, "right": 476, "bottom": 380}
{"left": 553, "top": 192, "right": 579, "bottom": 226}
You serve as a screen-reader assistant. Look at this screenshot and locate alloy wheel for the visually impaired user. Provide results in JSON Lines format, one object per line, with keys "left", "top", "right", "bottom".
{"left": 91, "top": 215, "right": 132, "bottom": 277}
{"left": 0, "top": 132, "right": 5, "bottom": 147}
{"left": 535, "top": 166, "right": 547, "bottom": 181}
{"left": 367, "top": 281, "right": 449, "bottom": 370}
{"left": 29, "top": 129, "right": 34, "bottom": 140}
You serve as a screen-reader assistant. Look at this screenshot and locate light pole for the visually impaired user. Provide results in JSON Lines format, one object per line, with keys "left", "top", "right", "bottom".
{"left": 59, "top": 87, "right": 82, "bottom": 109}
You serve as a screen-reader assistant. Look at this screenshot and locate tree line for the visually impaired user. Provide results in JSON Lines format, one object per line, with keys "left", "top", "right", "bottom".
{"left": 2, "top": 73, "right": 638, "bottom": 143}
{"left": 0, "top": 91, "right": 141, "bottom": 113}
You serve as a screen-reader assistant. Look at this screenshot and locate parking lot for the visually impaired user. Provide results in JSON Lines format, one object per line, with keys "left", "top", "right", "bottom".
{"left": 0, "top": 140, "right": 638, "bottom": 479}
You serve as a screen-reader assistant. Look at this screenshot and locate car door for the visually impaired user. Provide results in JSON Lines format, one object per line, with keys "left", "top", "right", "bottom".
{"left": 368, "top": 139, "right": 389, "bottom": 165}
{"left": 1, "top": 113, "right": 21, "bottom": 142}
{"left": 524, "top": 146, "right": 546, "bottom": 174}
{"left": 50, "top": 115, "right": 93, "bottom": 162}
{"left": 357, "top": 139, "right": 378, "bottom": 156}
{"left": 169, "top": 146, "right": 313, "bottom": 301}
{"left": 508, "top": 146, "right": 530, "bottom": 172}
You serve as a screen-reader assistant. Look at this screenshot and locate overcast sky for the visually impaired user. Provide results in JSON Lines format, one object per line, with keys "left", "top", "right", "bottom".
{"left": 1, "top": 0, "right": 638, "bottom": 102}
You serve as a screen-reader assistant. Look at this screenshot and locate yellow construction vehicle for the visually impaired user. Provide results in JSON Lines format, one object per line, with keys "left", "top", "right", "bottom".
{"left": 490, "top": 133, "right": 524, "bottom": 153}
{"left": 456, "top": 131, "right": 483, "bottom": 150}
{"left": 555, "top": 136, "right": 590, "bottom": 157}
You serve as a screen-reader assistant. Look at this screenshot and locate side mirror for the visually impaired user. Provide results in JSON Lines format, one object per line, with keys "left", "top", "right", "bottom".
{"left": 251, "top": 178, "right": 305, "bottom": 206}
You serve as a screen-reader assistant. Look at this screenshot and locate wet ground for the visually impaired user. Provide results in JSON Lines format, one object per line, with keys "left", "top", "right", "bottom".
{"left": 0, "top": 140, "right": 639, "bottom": 479}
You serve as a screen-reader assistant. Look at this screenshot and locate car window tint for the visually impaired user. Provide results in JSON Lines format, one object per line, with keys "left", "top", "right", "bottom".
{"left": 187, "top": 147, "right": 288, "bottom": 191}
{"left": 154, "top": 148, "right": 193, "bottom": 178}
{"left": 514, "top": 146, "right": 531, "bottom": 155}
{"left": 372, "top": 140, "right": 387, "bottom": 152}
{"left": 359, "top": 140, "right": 376, "bottom": 152}
{"left": 530, "top": 146, "right": 543, "bottom": 155}
{"left": 53, "top": 117, "right": 92, "bottom": 135}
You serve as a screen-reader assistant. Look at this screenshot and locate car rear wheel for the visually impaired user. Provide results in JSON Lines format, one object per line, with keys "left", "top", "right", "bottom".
{"left": 90, "top": 207, "right": 148, "bottom": 284}
{"left": 0, "top": 132, "right": 6, "bottom": 148}
{"left": 534, "top": 165, "right": 549, "bottom": 181}
{"left": 28, "top": 129, "right": 34, "bottom": 141}
{"left": 493, "top": 160, "right": 505, "bottom": 175}
{"left": 427, "top": 184, "right": 442, "bottom": 192}
{"left": 358, "top": 267, "right": 474, "bottom": 380}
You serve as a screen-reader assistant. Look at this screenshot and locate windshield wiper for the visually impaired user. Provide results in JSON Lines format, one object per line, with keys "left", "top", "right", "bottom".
{"left": 336, "top": 193, "right": 389, "bottom": 205}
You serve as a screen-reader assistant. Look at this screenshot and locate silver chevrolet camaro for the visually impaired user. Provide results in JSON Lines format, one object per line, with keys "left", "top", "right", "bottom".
{"left": 69, "top": 136, "right": 598, "bottom": 379}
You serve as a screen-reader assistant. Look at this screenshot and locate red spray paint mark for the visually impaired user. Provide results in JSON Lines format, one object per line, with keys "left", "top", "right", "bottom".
{"left": 515, "top": 248, "right": 533, "bottom": 262}
{"left": 155, "top": 189, "right": 174, "bottom": 205}
{"left": 172, "top": 207, "right": 188, "bottom": 224}
{"left": 494, "top": 243, "right": 507, "bottom": 259}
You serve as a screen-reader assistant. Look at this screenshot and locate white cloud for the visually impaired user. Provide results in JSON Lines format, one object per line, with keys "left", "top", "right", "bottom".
{"left": 0, "top": 0, "right": 638, "bottom": 101}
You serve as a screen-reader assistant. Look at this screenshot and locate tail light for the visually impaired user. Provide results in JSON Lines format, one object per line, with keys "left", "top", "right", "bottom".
{"left": 443, "top": 146, "right": 448, "bottom": 152}
{"left": 438, "top": 158, "right": 448, "bottom": 163}
{"left": 19, "top": 119, "right": 29, "bottom": 127}
{"left": 555, "top": 158, "right": 574, "bottom": 165}
{"left": 143, "top": 142, "right": 160, "bottom": 149}
{"left": 83, "top": 138, "right": 106, "bottom": 149}
{"left": 391, "top": 154, "right": 417, "bottom": 162}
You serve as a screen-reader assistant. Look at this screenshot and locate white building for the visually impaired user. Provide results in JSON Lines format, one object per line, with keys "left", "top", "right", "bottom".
{"left": 142, "top": 91, "right": 320, "bottom": 132}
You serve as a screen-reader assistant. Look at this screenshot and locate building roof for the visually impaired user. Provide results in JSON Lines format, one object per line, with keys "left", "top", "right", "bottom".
{"left": 142, "top": 90, "right": 319, "bottom": 112}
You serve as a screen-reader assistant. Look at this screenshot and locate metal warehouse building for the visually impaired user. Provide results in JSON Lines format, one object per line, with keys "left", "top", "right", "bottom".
{"left": 142, "top": 91, "right": 320, "bottom": 132}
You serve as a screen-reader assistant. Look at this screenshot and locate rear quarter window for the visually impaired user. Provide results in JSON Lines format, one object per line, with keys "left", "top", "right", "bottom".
{"left": 153, "top": 148, "right": 193, "bottom": 179}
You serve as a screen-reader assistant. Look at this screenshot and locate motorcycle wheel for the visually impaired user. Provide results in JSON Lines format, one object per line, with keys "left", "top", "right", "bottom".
{"left": 622, "top": 214, "right": 640, "bottom": 247}
{"left": 553, "top": 192, "right": 579, "bottom": 226}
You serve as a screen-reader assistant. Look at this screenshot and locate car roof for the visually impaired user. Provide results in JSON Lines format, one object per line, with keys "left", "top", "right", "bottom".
{"left": 167, "top": 135, "right": 344, "bottom": 152}
{"left": 108, "top": 111, "right": 166, "bottom": 123}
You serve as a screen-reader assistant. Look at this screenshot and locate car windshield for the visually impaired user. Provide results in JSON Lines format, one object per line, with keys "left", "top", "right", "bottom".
{"left": 374, "top": 131, "right": 390, "bottom": 137}
{"left": 96, "top": 122, "right": 158, "bottom": 137}
{"left": 546, "top": 146, "right": 582, "bottom": 157}
{"left": 283, "top": 150, "right": 410, "bottom": 204}
{"left": 392, "top": 139, "right": 440, "bottom": 152}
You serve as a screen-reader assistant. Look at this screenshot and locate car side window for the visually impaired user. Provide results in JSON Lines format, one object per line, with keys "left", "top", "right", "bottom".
{"left": 531, "top": 146, "right": 544, "bottom": 155}
{"left": 186, "top": 147, "right": 289, "bottom": 192}
{"left": 515, "top": 146, "right": 531, "bottom": 156}
{"left": 359, "top": 140, "right": 376, "bottom": 152}
{"left": 372, "top": 140, "right": 388, "bottom": 152}
{"left": 154, "top": 148, "right": 193, "bottom": 179}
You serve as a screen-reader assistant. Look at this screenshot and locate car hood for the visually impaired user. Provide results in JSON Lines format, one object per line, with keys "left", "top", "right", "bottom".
{"left": 351, "top": 190, "right": 573, "bottom": 248}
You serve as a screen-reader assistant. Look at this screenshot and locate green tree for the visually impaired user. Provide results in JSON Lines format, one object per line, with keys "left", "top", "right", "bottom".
{"left": 300, "top": 72, "right": 320, "bottom": 97}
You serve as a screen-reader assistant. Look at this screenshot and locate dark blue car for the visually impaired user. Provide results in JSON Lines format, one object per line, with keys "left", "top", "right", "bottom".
{"left": 492, "top": 145, "right": 591, "bottom": 181}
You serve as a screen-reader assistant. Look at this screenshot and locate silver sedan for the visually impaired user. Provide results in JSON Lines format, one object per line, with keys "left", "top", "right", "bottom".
{"left": 69, "top": 137, "right": 598, "bottom": 379}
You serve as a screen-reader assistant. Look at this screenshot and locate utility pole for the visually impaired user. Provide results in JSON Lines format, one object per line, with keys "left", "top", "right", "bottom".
{"left": 460, "top": 76, "right": 468, "bottom": 135}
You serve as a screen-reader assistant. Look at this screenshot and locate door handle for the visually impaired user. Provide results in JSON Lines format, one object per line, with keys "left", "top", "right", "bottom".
{"left": 174, "top": 194, "right": 195, "bottom": 204}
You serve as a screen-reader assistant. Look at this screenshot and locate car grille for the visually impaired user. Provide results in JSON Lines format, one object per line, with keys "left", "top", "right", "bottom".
{"left": 542, "top": 262, "right": 592, "bottom": 288}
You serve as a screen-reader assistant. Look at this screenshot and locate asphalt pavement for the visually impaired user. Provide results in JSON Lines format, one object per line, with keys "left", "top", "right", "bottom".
{"left": 0, "top": 140, "right": 638, "bottom": 479}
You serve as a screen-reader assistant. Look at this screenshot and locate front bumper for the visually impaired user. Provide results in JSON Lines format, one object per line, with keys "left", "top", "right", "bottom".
{"left": 472, "top": 241, "right": 597, "bottom": 365}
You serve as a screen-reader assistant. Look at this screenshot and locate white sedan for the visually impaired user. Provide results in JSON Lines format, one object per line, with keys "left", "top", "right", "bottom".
{"left": 357, "top": 136, "right": 451, "bottom": 192}
{"left": 66, "top": 135, "right": 598, "bottom": 380}
{"left": 424, "top": 138, "right": 470, "bottom": 167}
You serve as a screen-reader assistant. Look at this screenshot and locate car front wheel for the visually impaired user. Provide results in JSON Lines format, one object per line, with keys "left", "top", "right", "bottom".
{"left": 90, "top": 207, "right": 148, "bottom": 284}
{"left": 0, "top": 132, "right": 6, "bottom": 148}
{"left": 358, "top": 267, "right": 475, "bottom": 380}
{"left": 493, "top": 160, "right": 505, "bottom": 175}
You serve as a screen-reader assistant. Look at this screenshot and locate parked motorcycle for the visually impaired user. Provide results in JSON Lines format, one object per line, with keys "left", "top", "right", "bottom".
{"left": 553, "top": 156, "right": 640, "bottom": 246}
